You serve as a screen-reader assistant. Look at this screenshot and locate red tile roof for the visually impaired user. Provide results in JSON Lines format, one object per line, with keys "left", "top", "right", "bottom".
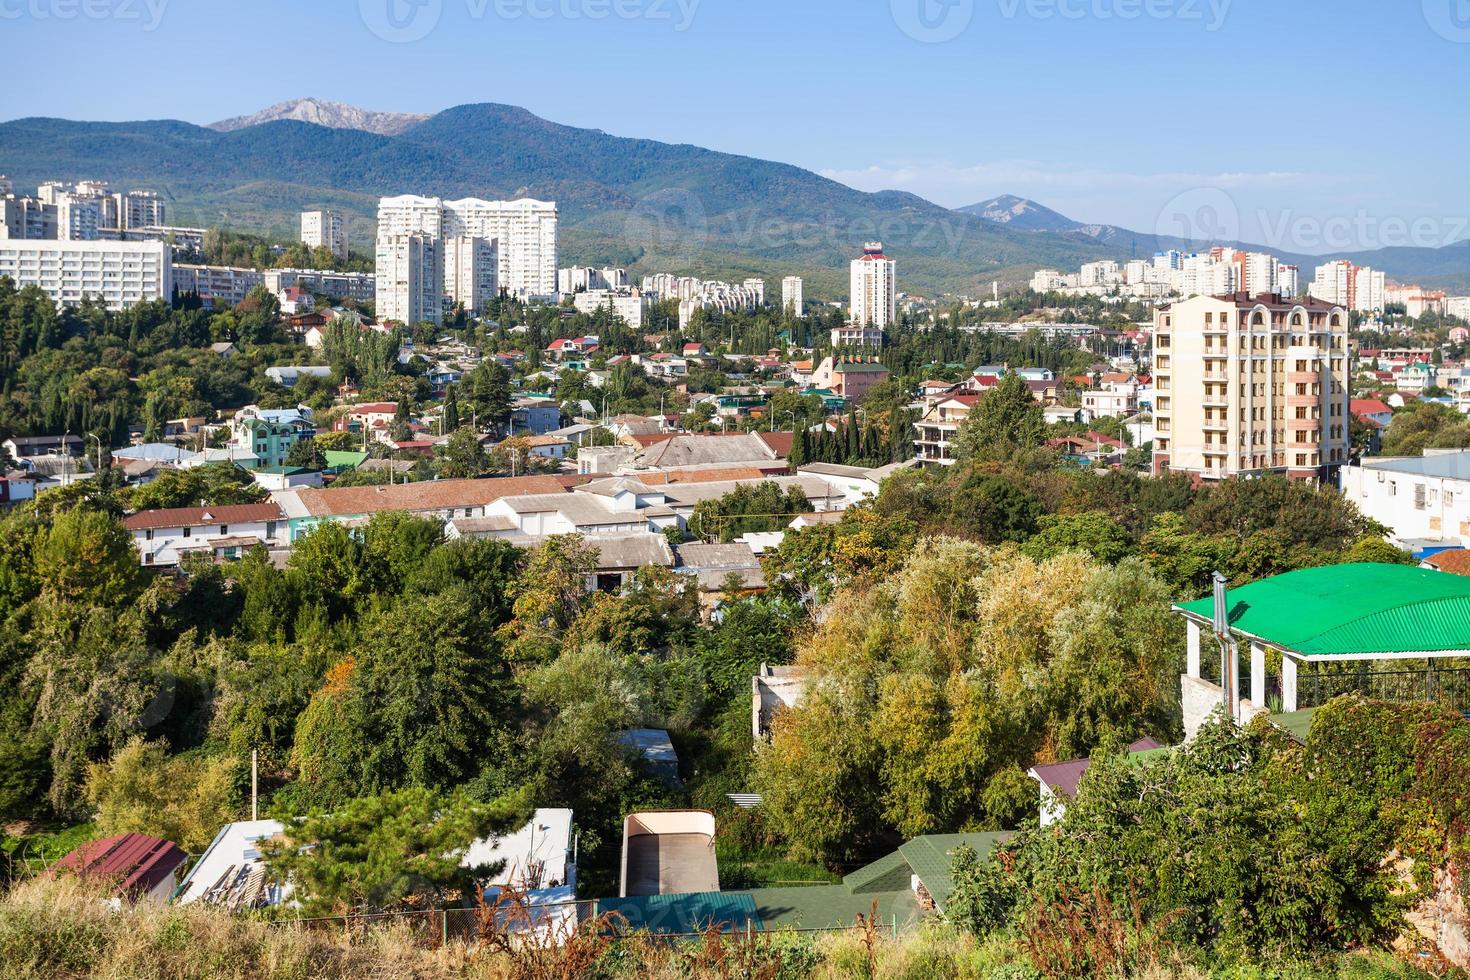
{"left": 1424, "top": 550, "right": 1470, "bottom": 577}
{"left": 1350, "top": 399, "right": 1393, "bottom": 416}
{"left": 124, "top": 502, "right": 284, "bottom": 531}
{"left": 286, "top": 475, "right": 569, "bottom": 518}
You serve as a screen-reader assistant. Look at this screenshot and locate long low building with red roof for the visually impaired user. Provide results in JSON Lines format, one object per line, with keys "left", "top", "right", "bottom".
{"left": 124, "top": 502, "right": 287, "bottom": 567}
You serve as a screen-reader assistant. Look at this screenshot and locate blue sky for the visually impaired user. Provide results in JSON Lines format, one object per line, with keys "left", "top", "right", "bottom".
{"left": 3, "top": 0, "right": 1468, "bottom": 252}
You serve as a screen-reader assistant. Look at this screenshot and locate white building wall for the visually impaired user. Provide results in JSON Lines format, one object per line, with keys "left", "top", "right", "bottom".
{"left": 0, "top": 239, "right": 171, "bottom": 310}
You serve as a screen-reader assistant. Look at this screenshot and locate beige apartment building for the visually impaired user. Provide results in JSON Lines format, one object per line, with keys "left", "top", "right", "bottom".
{"left": 1152, "top": 292, "right": 1350, "bottom": 482}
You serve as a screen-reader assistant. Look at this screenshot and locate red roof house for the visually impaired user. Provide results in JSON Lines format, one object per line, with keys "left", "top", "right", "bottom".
{"left": 48, "top": 833, "right": 189, "bottom": 904}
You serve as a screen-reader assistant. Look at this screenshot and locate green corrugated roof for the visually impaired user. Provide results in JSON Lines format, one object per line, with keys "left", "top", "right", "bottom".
{"left": 744, "top": 884, "right": 920, "bottom": 930}
{"left": 598, "top": 892, "right": 758, "bottom": 934}
{"left": 897, "top": 832, "right": 1009, "bottom": 911}
{"left": 1175, "top": 563, "right": 1470, "bottom": 657}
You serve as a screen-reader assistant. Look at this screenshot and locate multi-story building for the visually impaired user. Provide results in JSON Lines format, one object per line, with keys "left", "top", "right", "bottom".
{"left": 443, "top": 235, "right": 498, "bottom": 313}
{"left": 1308, "top": 260, "right": 1385, "bottom": 313}
{"left": 228, "top": 405, "right": 315, "bottom": 468}
{"left": 375, "top": 195, "right": 558, "bottom": 323}
{"left": 1152, "top": 292, "right": 1351, "bottom": 482}
{"left": 830, "top": 323, "right": 884, "bottom": 349}
{"left": 172, "top": 264, "right": 266, "bottom": 307}
{"left": 573, "top": 288, "right": 649, "bottom": 327}
{"left": 0, "top": 239, "right": 171, "bottom": 310}
{"left": 375, "top": 233, "right": 440, "bottom": 325}
{"left": 558, "top": 266, "right": 627, "bottom": 293}
{"left": 54, "top": 191, "right": 103, "bottom": 240}
{"left": 0, "top": 196, "right": 57, "bottom": 239}
{"left": 914, "top": 394, "right": 978, "bottom": 465}
{"left": 439, "top": 197, "right": 557, "bottom": 297}
{"left": 263, "top": 268, "right": 376, "bottom": 304}
{"left": 300, "top": 209, "right": 348, "bottom": 260}
{"left": 781, "top": 276, "right": 804, "bottom": 318}
{"left": 850, "top": 242, "right": 896, "bottom": 329}
{"left": 118, "top": 190, "right": 166, "bottom": 231}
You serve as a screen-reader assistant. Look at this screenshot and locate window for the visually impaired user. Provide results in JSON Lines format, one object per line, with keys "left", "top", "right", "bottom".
{"left": 144, "top": 529, "right": 154, "bottom": 541}
{"left": 1415, "top": 484, "right": 1427, "bottom": 510}
{"left": 182, "top": 526, "right": 192, "bottom": 538}
{"left": 219, "top": 525, "right": 228, "bottom": 534}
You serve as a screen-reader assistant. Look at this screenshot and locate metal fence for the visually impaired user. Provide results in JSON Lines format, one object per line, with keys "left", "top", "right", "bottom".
{"left": 1296, "top": 663, "right": 1470, "bottom": 713}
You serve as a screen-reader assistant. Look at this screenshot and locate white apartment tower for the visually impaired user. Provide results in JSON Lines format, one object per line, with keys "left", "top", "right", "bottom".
{"left": 301, "top": 209, "right": 348, "bottom": 261}
{"left": 440, "top": 197, "right": 558, "bottom": 298}
{"left": 443, "top": 236, "right": 498, "bottom": 314}
{"left": 849, "top": 242, "right": 896, "bottom": 329}
{"left": 375, "top": 195, "right": 558, "bottom": 324}
{"left": 781, "top": 276, "right": 804, "bottom": 318}
{"left": 1152, "top": 293, "right": 1351, "bottom": 483}
{"left": 375, "top": 233, "right": 440, "bottom": 325}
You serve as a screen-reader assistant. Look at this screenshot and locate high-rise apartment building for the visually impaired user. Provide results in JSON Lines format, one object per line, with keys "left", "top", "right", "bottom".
{"left": 849, "top": 242, "right": 896, "bottom": 330}
{"left": 375, "top": 195, "right": 557, "bottom": 324}
{"left": 375, "top": 233, "right": 440, "bottom": 325}
{"left": 301, "top": 209, "right": 348, "bottom": 261}
{"left": 443, "top": 235, "right": 498, "bottom": 313}
{"left": 439, "top": 197, "right": 557, "bottom": 298}
{"left": 1308, "top": 259, "right": 1385, "bottom": 313}
{"left": 1152, "top": 293, "right": 1351, "bottom": 483}
{"left": 0, "top": 239, "right": 171, "bottom": 310}
{"left": 781, "top": 276, "right": 804, "bottom": 318}
{"left": 0, "top": 196, "right": 57, "bottom": 239}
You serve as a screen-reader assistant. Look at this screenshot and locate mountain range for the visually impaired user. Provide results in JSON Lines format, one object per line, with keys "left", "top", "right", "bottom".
{"left": 1, "top": 101, "right": 1465, "bottom": 296}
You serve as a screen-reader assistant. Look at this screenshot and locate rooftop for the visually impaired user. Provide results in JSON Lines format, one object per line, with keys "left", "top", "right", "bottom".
{"left": 48, "top": 833, "right": 187, "bottom": 899}
{"left": 123, "top": 502, "right": 283, "bottom": 531}
{"left": 1359, "top": 452, "right": 1470, "bottom": 481}
{"left": 275, "top": 475, "right": 570, "bottom": 518}
{"left": 1175, "top": 563, "right": 1470, "bottom": 658}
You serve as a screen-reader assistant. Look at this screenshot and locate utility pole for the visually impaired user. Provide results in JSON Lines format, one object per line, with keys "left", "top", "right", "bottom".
{"left": 251, "top": 749, "right": 258, "bottom": 821}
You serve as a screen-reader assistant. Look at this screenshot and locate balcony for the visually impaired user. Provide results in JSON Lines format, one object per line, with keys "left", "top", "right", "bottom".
{"left": 1286, "top": 394, "right": 1319, "bottom": 408}
{"left": 1202, "top": 394, "right": 1229, "bottom": 408}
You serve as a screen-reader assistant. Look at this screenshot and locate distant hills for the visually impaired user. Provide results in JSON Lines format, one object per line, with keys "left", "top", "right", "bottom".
{"left": 1, "top": 101, "right": 1466, "bottom": 296}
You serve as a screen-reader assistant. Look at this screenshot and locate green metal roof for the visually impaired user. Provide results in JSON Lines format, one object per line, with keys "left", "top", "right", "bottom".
{"left": 1174, "top": 563, "right": 1470, "bottom": 658}
{"left": 598, "top": 892, "right": 758, "bottom": 934}
{"left": 744, "top": 884, "right": 919, "bottom": 930}
{"left": 323, "top": 450, "right": 369, "bottom": 470}
{"left": 896, "top": 832, "right": 1009, "bottom": 911}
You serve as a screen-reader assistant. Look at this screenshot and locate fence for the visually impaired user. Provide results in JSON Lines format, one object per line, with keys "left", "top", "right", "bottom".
{"left": 1296, "top": 663, "right": 1470, "bottom": 713}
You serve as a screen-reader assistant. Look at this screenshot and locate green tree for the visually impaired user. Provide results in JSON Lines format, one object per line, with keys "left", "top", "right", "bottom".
{"left": 284, "top": 438, "right": 326, "bottom": 470}
{"left": 951, "top": 373, "right": 1049, "bottom": 465}
{"left": 85, "top": 738, "right": 240, "bottom": 852}
{"left": 436, "top": 429, "right": 487, "bottom": 479}
{"left": 33, "top": 507, "right": 141, "bottom": 607}
{"left": 263, "top": 786, "right": 527, "bottom": 915}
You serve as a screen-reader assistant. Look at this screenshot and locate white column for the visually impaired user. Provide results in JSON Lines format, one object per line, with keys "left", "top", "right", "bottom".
{"left": 1281, "top": 655, "right": 1298, "bottom": 713}
{"left": 1251, "top": 643, "right": 1266, "bottom": 707}
{"left": 1187, "top": 620, "right": 1201, "bottom": 678}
